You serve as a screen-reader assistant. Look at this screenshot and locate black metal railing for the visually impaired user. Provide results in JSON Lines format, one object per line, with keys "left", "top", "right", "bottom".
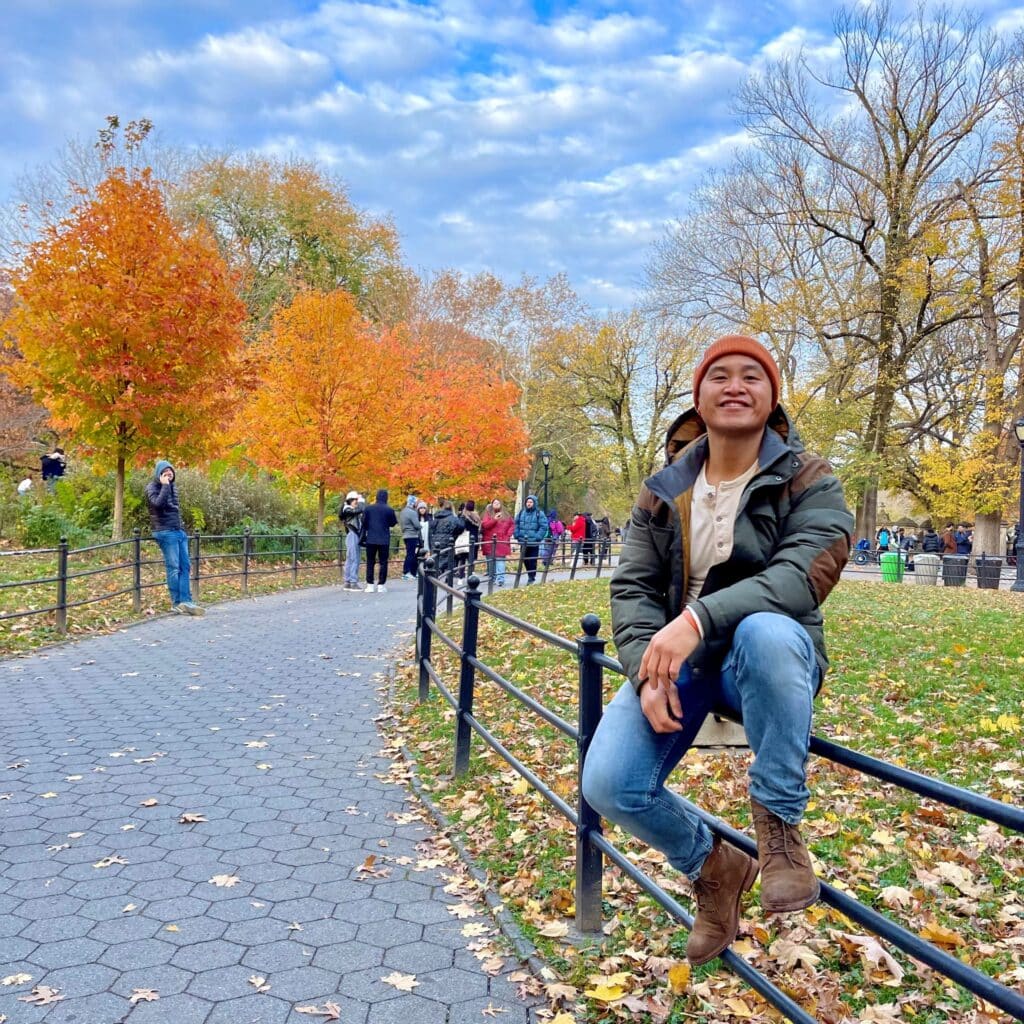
{"left": 0, "top": 527, "right": 399, "bottom": 635}
{"left": 413, "top": 558, "right": 1024, "bottom": 1023}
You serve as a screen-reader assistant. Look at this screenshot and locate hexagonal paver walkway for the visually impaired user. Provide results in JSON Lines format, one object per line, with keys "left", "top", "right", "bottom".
{"left": 0, "top": 582, "right": 542, "bottom": 1022}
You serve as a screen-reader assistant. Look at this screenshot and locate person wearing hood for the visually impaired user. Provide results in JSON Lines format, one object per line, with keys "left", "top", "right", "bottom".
{"left": 339, "top": 491, "right": 365, "bottom": 591}
{"left": 145, "top": 460, "right": 204, "bottom": 615}
{"left": 581, "top": 335, "right": 852, "bottom": 968}
{"left": 400, "top": 495, "right": 421, "bottom": 581}
{"left": 358, "top": 489, "right": 397, "bottom": 592}
{"left": 514, "top": 493, "right": 548, "bottom": 584}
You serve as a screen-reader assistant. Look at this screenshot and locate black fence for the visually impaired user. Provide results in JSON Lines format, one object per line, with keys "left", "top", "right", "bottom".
{"left": 414, "top": 559, "right": 1024, "bottom": 1022}
{"left": 0, "top": 527, "right": 376, "bottom": 635}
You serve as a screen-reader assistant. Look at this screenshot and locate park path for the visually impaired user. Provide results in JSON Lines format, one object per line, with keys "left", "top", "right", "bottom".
{"left": 0, "top": 582, "right": 543, "bottom": 1024}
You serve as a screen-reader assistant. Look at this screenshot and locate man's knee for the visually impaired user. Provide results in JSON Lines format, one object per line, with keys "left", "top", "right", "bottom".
{"left": 733, "top": 613, "right": 814, "bottom": 667}
{"left": 582, "top": 754, "right": 651, "bottom": 820}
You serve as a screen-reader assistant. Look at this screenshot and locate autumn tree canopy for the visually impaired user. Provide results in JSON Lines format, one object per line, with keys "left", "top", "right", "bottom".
{"left": 235, "top": 288, "right": 530, "bottom": 530}
{"left": 4, "top": 167, "right": 246, "bottom": 537}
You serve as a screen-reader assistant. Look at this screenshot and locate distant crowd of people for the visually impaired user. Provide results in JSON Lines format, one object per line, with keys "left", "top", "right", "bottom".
{"left": 853, "top": 521, "right": 1021, "bottom": 564}
{"left": 336, "top": 490, "right": 623, "bottom": 592}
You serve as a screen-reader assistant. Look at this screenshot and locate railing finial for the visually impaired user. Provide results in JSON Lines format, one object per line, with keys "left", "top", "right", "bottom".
{"left": 580, "top": 613, "right": 601, "bottom": 637}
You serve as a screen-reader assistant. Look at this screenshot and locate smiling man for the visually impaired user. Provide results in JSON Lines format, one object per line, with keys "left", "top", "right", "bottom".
{"left": 582, "top": 334, "right": 853, "bottom": 966}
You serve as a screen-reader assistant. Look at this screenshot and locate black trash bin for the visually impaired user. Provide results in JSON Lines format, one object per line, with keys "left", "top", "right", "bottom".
{"left": 975, "top": 554, "right": 1002, "bottom": 590}
{"left": 942, "top": 555, "right": 968, "bottom": 587}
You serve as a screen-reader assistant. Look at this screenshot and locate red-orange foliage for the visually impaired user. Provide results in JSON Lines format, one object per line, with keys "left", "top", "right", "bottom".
{"left": 235, "top": 289, "right": 530, "bottom": 528}
{"left": 4, "top": 168, "right": 246, "bottom": 535}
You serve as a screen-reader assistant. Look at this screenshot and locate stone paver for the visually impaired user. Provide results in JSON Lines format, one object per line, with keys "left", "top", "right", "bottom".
{"left": 0, "top": 582, "right": 541, "bottom": 1022}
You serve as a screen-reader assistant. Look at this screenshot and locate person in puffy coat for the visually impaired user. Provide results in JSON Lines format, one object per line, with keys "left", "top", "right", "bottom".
{"left": 514, "top": 494, "right": 548, "bottom": 584}
{"left": 581, "top": 335, "right": 852, "bottom": 968}
{"left": 430, "top": 501, "right": 465, "bottom": 577}
{"left": 399, "top": 496, "right": 421, "bottom": 580}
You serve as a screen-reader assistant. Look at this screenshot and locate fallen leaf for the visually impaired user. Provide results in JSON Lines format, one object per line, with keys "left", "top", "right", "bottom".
{"left": 248, "top": 975, "right": 271, "bottom": 993}
{"left": 537, "top": 920, "right": 570, "bottom": 938}
{"left": 917, "top": 920, "right": 965, "bottom": 948}
{"left": 838, "top": 932, "right": 905, "bottom": 981}
{"left": 122, "top": 904, "right": 137, "bottom": 913}
{"left": 245, "top": 741, "right": 268, "bottom": 748}
{"left": 178, "top": 813, "right": 207, "bottom": 824}
{"left": 769, "top": 938, "right": 821, "bottom": 971}
{"left": 481, "top": 1005, "right": 508, "bottom": 1018}
{"left": 462, "top": 922, "right": 489, "bottom": 937}
{"left": 296, "top": 1002, "right": 342, "bottom": 1020}
{"left": 381, "top": 972, "right": 419, "bottom": 992}
{"left": 129, "top": 989, "right": 159, "bottom": 1005}
{"left": 1, "top": 974, "right": 32, "bottom": 987}
{"left": 209, "top": 874, "right": 241, "bottom": 888}
{"left": 139, "top": 798, "right": 159, "bottom": 807}
{"left": 93, "top": 855, "right": 128, "bottom": 869}
{"left": 18, "top": 986, "right": 64, "bottom": 1006}
{"left": 165, "top": 924, "right": 180, "bottom": 932}
{"left": 585, "top": 983, "right": 626, "bottom": 1003}
{"left": 548, "top": 1015, "right": 576, "bottom": 1024}
{"left": 255, "top": 763, "right": 272, "bottom": 770}
{"left": 287, "top": 921, "right": 302, "bottom": 932}
{"left": 667, "top": 962, "right": 691, "bottom": 994}
{"left": 39, "top": 792, "right": 58, "bottom": 799}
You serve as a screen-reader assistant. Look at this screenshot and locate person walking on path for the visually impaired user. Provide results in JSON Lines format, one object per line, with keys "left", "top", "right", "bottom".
{"left": 514, "top": 493, "right": 548, "bottom": 584}
{"left": 480, "top": 500, "right": 514, "bottom": 586}
{"left": 399, "top": 495, "right": 420, "bottom": 581}
{"left": 359, "top": 488, "right": 397, "bottom": 592}
{"left": 941, "top": 523, "right": 957, "bottom": 555}
{"left": 582, "top": 334, "right": 852, "bottom": 967}
{"left": 145, "top": 459, "right": 205, "bottom": 616}
{"left": 339, "top": 491, "right": 365, "bottom": 591}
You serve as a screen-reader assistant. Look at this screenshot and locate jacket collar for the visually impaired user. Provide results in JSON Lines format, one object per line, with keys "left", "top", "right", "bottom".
{"left": 646, "top": 407, "right": 802, "bottom": 505}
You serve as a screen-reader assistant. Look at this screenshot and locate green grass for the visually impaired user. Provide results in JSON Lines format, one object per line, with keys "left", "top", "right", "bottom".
{"left": 392, "top": 578, "right": 1024, "bottom": 1024}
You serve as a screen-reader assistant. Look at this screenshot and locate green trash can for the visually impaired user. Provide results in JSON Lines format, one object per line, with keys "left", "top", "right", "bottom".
{"left": 942, "top": 555, "right": 968, "bottom": 587}
{"left": 880, "top": 551, "right": 905, "bottom": 583}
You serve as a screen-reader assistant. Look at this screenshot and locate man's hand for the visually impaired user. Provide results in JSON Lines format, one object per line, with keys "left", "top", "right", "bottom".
{"left": 637, "top": 613, "right": 701, "bottom": 733}
{"left": 160, "top": 470, "right": 173, "bottom": 484}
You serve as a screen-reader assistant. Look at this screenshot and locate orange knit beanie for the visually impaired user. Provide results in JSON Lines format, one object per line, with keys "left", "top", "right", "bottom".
{"left": 692, "top": 335, "right": 780, "bottom": 410}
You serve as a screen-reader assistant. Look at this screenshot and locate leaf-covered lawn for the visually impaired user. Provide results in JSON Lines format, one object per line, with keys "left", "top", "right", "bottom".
{"left": 392, "top": 579, "right": 1024, "bottom": 1024}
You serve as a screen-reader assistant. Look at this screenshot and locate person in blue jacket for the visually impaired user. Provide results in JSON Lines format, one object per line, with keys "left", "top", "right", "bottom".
{"left": 514, "top": 493, "right": 548, "bottom": 585}
{"left": 144, "top": 459, "right": 204, "bottom": 616}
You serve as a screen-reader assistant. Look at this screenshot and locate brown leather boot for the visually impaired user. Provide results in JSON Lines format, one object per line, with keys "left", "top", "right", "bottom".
{"left": 750, "top": 797, "right": 819, "bottom": 913}
{"left": 685, "top": 837, "right": 759, "bottom": 966}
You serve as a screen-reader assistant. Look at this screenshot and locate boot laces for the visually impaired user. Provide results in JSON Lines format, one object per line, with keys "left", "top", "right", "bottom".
{"left": 760, "top": 814, "right": 805, "bottom": 868}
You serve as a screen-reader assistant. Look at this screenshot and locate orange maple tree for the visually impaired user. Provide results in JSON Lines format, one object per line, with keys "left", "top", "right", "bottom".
{"left": 4, "top": 168, "right": 246, "bottom": 537}
{"left": 236, "top": 289, "right": 530, "bottom": 529}
{"left": 234, "top": 288, "right": 403, "bottom": 532}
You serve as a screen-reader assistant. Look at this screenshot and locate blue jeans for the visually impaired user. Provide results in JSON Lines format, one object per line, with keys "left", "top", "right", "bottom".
{"left": 153, "top": 529, "right": 193, "bottom": 606}
{"left": 582, "top": 612, "right": 818, "bottom": 880}
{"left": 345, "top": 531, "right": 361, "bottom": 584}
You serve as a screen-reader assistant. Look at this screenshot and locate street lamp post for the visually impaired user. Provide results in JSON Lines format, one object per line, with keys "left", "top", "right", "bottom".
{"left": 1012, "top": 418, "right": 1024, "bottom": 594}
{"left": 541, "top": 450, "right": 551, "bottom": 517}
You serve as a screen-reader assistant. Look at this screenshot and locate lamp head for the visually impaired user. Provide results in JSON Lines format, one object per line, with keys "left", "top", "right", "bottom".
{"left": 541, "top": 449, "right": 551, "bottom": 467}
{"left": 1015, "top": 417, "right": 1024, "bottom": 446}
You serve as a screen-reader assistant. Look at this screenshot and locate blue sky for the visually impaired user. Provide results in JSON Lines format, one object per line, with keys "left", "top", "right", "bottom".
{"left": 3, "top": 0, "right": 1023, "bottom": 310}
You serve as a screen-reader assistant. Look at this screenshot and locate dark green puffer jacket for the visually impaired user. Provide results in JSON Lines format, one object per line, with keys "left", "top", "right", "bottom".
{"left": 610, "top": 405, "right": 853, "bottom": 692}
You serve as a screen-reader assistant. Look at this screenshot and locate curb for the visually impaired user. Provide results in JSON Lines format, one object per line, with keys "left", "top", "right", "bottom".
{"left": 381, "top": 656, "right": 549, "bottom": 980}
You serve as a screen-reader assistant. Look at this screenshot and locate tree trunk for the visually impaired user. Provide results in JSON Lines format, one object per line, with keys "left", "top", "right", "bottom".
{"left": 973, "top": 512, "right": 1004, "bottom": 566}
{"left": 317, "top": 482, "right": 325, "bottom": 536}
{"left": 112, "top": 454, "right": 125, "bottom": 541}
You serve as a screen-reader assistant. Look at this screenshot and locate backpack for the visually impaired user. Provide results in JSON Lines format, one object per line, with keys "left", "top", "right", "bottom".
{"left": 878, "top": 529, "right": 889, "bottom": 548}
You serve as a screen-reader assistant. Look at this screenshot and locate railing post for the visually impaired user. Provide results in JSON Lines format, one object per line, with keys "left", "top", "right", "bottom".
{"left": 292, "top": 529, "right": 300, "bottom": 583}
{"left": 487, "top": 537, "right": 496, "bottom": 596}
{"left": 242, "top": 527, "right": 251, "bottom": 595}
{"left": 596, "top": 540, "right": 606, "bottom": 578}
{"left": 337, "top": 529, "right": 345, "bottom": 579}
{"left": 417, "top": 558, "right": 437, "bottom": 702}
{"left": 55, "top": 537, "right": 69, "bottom": 635}
{"left": 454, "top": 575, "right": 482, "bottom": 776}
{"left": 570, "top": 538, "right": 581, "bottom": 580}
{"left": 513, "top": 547, "right": 524, "bottom": 588}
{"left": 192, "top": 530, "right": 201, "bottom": 598}
{"left": 576, "top": 613, "right": 605, "bottom": 933}
{"left": 132, "top": 528, "right": 142, "bottom": 613}
{"left": 446, "top": 550, "right": 456, "bottom": 616}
